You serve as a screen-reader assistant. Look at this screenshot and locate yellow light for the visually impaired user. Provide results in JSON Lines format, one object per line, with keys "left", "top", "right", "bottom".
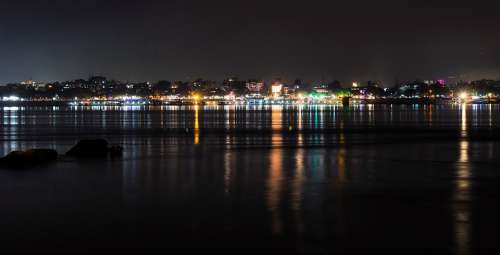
{"left": 192, "top": 94, "right": 201, "bottom": 101}
{"left": 459, "top": 92, "right": 468, "bottom": 100}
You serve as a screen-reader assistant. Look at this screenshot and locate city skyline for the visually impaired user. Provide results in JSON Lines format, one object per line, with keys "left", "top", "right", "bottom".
{"left": 3, "top": 73, "right": 498, "bottom": 87}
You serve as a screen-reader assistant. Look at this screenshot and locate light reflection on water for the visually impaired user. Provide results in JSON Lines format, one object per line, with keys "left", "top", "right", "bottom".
{"left": 194, "top": 105, "right": 200, "bottom": 145}
{"left": 454, "top": 104, "right": 471, "bottom": 255}
{"left": 267, "top": 141, "right": 283, "bottom": 235}
{"left": 0, "top": 104, "right": 499, "bottom": 253}
{"left": 293, "top": 147, "right": 305, "bottom": 230}
{"left": 0, "top": 104, "right": 480, "bottom": 136}
{"left": 224, "top": 147, "right": 232, "bottom": 195}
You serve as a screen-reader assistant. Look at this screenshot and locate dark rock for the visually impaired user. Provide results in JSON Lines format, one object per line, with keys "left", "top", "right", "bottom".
{"left": 66, "top": 139, "right": 123, "bottom": 158}
{"left": 66, "top": 139, "right": 109, "bottom": 157}
{"left": 0, "top": 149, "right": 58, "bottom": 168}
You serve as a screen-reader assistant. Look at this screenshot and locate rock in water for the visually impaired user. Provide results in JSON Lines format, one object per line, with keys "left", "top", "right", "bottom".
{"left": 0, "top": 149, "right": 58, "bottom": 168}
{"left": 66, "top": 139, "right": 109, "bottom": 157}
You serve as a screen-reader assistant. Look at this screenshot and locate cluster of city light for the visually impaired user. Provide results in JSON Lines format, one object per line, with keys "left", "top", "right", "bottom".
{"left": 2, "top": 96, "right": 22, "bottom": 102}
{"left": 68, "top": 95, "right": 149, "bottom": 106}
{"left": 455, "top": 91, "right": 497, "bottom": 103}
{"left": 2, "top": 83, "right": 498, "bottom": 106}
{"left": 61, "top": 90, "right": 497, "bottom": 106}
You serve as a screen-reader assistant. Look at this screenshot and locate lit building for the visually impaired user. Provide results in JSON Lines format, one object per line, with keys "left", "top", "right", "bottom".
{"left": 271, "top": 81, "right": 283, "bottom": 98}
{"left": 312, "top": 82, "right": 331, "bottom": 94}
{"left": 191, "top": 79, "right": 217, "bottom": 91}
{"left": 293, "top": 79, "right": 304, "bottom": 91}
{"left": 246, "top": 80, "right": 265, "bottom": 94}
{"left": 223, "top": 77, "right": 247, "bottom": 95}
{"left": 312, "top": 86, "right": 329, "bottom": 94}
{"left": 20, "top": 80, "right": 35, "bottom": 86}
{"left": 283, "top": 85, "right": 290, "bottom": 96}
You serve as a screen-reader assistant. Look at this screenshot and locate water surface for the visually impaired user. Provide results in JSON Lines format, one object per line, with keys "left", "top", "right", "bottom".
{"left": 1, "top": 104, "right": 499, "bottom": 254}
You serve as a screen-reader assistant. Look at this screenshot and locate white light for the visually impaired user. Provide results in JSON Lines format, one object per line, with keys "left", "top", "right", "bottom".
{"left": 271, "top": 84, "right": 282, "bottom": 94}
{"left": 2, "top": 96, "right": 21, "bottom": 102}
{"left": 3, "top": 107, "right": 20, "bottom": 111}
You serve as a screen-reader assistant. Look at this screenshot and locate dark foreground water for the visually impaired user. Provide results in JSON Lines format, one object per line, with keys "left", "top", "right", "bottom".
{"left": 1, "top": 104, "right": 499, "bottom": 254}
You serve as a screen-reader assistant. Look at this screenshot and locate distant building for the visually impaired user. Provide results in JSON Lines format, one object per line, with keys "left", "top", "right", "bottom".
{"left": 20, "top": 80, "right": 47, "bottom": 90}
{"left": 312, "top": 86, "right": 329, "bottom": 94}
{"left": 223, "top": 77, "right": 247, "bottom": 95}
{"left": 282, "top": 85, "right": 291, "bottom": 96}
{"left": 89, "top": 76, "right": 107, "bottom": 85}
{"left": 246, "top": 80, "right": 265, "bottom": 94}
{"left": 20, "top": 80, "right": 35, "bottom": 86}
{"left": 312, "top": 82, "right": 330, "bottom": 94}
{"left": 293, "top": 79, "right": 304, "bottom": 90}
{"left": 191, "top": 79, "right": 216, "bottom": 91}
{"left": 270, "top": 80, "right": 283, "bottom": 97}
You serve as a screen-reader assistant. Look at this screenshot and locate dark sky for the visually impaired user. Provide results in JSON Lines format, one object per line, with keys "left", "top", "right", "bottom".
{"left": 1, "top": 0, "right": 500, "bottom": 85}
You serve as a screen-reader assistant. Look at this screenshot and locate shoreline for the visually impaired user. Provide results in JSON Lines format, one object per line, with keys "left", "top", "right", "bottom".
{"left": 0, "top": 98, "right": 499, "bottom": 107}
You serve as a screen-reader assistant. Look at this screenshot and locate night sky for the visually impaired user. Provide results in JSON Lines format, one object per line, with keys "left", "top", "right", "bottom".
{"left": 1, "top": 0, "right": 500, "bottom": 85}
